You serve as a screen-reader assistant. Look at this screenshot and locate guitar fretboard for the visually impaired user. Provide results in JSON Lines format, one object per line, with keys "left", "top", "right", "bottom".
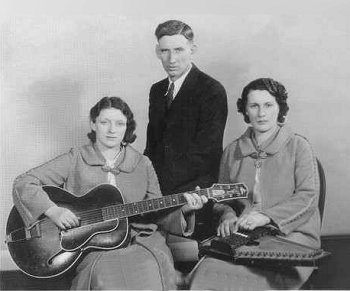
{"left": 77, "top": 184, "right": 247, "bottom": 226}
{"left": 101, "top": 189, "right": 208, "bottom": 221}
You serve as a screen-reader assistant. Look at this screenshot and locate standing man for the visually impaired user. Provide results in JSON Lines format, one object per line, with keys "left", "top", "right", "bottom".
{"left": 145, "top": 20, "right": 228, "bottom": 227}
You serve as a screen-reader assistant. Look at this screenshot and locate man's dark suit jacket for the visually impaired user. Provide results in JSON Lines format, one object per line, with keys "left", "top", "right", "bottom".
{"left": 145, "top": 64, "right": 228, "bottom": 197}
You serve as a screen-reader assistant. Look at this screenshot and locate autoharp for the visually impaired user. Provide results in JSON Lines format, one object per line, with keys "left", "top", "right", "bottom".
{"left": 199, "top": 227, "right": 330, "bottom": 267}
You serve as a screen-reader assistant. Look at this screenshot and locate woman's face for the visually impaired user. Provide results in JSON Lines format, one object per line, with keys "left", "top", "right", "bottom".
{"left": 90, "top": 108, "right": 127, "bottom": 151}
{"left": 246, "top": 89, "right": 280, "bottom": 135}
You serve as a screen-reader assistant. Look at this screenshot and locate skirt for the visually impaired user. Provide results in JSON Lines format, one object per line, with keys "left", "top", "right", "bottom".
{"left": 188, "top": 256, "right": 314, "bottom": 291}
{"left": 70, "top": 232, "right": 178, "bottom": 290}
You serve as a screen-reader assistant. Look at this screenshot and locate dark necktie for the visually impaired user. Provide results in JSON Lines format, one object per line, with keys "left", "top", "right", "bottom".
{"left": 166, "top": 82, "right": 174, "bottom": 109}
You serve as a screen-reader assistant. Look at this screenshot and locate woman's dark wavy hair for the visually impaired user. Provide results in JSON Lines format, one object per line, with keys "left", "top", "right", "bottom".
{"left": 237, "top": 78, "right": 289, "bottom": 124}
{"left": 87, "top": 96, "right": 136, "bottom": 144}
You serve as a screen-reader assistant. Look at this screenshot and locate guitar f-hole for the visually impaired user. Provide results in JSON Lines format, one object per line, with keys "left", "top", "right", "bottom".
{"left": 47, "top": 249, "right": 80, "bottom": 267}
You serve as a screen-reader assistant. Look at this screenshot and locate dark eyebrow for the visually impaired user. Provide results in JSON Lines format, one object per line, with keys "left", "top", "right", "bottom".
{"left": 160, "top": 47, "right": 184, "bottom": 51}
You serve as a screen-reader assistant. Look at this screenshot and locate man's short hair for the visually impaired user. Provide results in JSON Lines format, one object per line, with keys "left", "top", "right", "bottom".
{"left": 155, "top": 20, "right": 194, "bottom": 41}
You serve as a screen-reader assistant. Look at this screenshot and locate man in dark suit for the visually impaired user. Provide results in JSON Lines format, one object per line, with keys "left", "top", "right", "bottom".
{"left": 145, "top": 20, "right": 227, "bottom": 211}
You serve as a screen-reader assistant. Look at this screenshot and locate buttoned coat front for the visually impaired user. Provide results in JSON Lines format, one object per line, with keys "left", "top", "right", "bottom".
{"left": 13, "top": 144, "right": 192, "bottom": 290}
{"left": 190, "top": 125, "right": 322, "bottom": 291}
{"left": 144, "top": 64, "right": 228, "bottom": 195}
{"left": 218, "top": 125, "right": 321, "bottom": 248}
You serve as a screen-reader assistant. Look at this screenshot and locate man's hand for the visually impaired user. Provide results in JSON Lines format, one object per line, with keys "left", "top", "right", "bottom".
{"left": 236, "top": 210, "right": 270, "bottom": 231}
{"left": 45, "top": 205, "right": 80, "bottom": 230}
{"left": 181, "top": 186, "right": 208, "bottom": 215}
{"left": 217, "top": 212, "right": 238, "bottom": 237}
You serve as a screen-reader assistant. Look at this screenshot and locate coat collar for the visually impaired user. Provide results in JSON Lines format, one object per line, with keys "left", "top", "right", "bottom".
{"left": 168, "top": 63, "right": 200, "bottom": 104}
{"left": 159, "top": 63, "right": 200, "bottom": 95}
{"left": 80, "top": 143, "right": 142, "bottom": 173}
{"left": 238, "top": 124, "right": 294, "bottom": 157}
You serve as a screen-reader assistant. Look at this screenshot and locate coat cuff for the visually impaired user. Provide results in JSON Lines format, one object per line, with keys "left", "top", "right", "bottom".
{"left": 181, "top": 211, "right": 195, "bottom": 236}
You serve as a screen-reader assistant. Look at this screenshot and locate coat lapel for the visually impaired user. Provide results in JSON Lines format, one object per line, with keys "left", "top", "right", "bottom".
{"left": 171, "top": 64, "right": 199, "bottom": 107}
{"left": 156, "top": 78, "right": 169, "bottom": 114}
{"left": 165, "top": 64, "right": 200, "bottom": 121}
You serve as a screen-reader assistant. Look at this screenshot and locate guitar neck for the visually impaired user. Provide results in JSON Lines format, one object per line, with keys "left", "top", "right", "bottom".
{"left": 102, "top": 188, "right": 209, "bottom": 220}
{"left": 76, "top": 183, "right": 247, "bottom": 225}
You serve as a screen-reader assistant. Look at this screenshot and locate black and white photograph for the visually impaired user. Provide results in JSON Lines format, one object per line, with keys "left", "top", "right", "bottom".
{"left": 1, "top": 0, "right": 350, "bottom": 290}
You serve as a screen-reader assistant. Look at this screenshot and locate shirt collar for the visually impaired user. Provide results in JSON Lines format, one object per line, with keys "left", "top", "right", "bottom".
{"left": 165, "top": 63, "right": 192, "bottom": 98}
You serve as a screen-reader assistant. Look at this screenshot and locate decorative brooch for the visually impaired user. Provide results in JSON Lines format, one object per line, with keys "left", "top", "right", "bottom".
{"left": 250, "top": 151, "right": 268, "bottom": 168}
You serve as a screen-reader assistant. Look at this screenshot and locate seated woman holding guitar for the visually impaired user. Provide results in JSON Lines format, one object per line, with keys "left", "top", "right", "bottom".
{"left": 12, "top": 96, "right": 208, "bottom": 290}
{"left": 190, "top": 78, "right": 321, "bottom": 290}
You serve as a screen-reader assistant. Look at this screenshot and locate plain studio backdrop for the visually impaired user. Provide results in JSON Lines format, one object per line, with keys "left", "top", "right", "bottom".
{"left": 1, "top": 0, "right": 350, "bottom": 270}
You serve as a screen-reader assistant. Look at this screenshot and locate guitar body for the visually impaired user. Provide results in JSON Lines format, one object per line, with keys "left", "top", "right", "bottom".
{"left": 6, "top": 182, "right": 248, "bottom": 279}
{"left": 6, "top": 184, "right": 129, "bottom": 278}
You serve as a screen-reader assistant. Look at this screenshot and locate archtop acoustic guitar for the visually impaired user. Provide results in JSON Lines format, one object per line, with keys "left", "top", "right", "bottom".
{"left": 6, "top": 183, "right": 248, "bottom": 278}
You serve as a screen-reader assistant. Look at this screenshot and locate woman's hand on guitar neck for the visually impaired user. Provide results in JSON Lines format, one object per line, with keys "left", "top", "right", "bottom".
{"left": 45, "top": 205, "right": 80, "bottom": 230}
{"left": 182, "top": 186, "right": 208, "bottom": 215}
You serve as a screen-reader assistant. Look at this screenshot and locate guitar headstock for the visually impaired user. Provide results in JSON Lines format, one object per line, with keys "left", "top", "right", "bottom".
{"left": 208, "top": 183, "right": 248, "bottom": 203}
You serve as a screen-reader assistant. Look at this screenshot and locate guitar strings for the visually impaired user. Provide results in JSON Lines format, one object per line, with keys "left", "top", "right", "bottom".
{"left": 37, "top": 191, "right": 194, "bottom": 228}
{"left": 39, "top": 186, "right": 239, "bottom": 227}
{"left": 17, "top": 186, "right": 242, "bottom": 232}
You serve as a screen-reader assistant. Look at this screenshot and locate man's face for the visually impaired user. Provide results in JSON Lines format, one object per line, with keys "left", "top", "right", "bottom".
{"left": 157, "top": 34, "right": 195, "bottom": 81}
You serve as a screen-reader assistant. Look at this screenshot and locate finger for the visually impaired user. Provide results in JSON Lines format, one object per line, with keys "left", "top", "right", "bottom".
{"left": 183, "top": 193, "right": 199, "bottom": 210}
{"left": 217, "top": 225, "right": 224, "bottom": 237}
{"left": 189, "top": 193, "right": 202, "bottom": 208}
{"left": 73, "top": 217, "right": 80, "bottom": 226}
{"left": 194, "top": 196, "right": 203, "bottom": 208}
{"left": 65, "top": 213, "right": 77, "bottom": 225}
{"left": 71, "top": 214, "right": 80, "bottom": 226}
{"left": 192, "top": 193, "right": 201, "bottom": 201}
{"left": 65, "top": 217, "right": 76, "bottom": 228}
{"left": 195, "top": 185, "right": 200, "bottom": 191}
{"left": 245, "top": 221, "right": 255, "bottom": 230}
{"left": 67, "top": 217, "right": 79, "bottom": 228}
{"left": 248, "top": 224, "right": 255, "bottom": 230}
{"left": 201, "top": 196, "right": 208, "bottom": 204}
{"left": 62, "top": 220, "right": 71, "bottom": 229}
{"left": 65, "top": 212, "right": 80, "bottom": 227}
{"left": 238, "top": 220, "right": 250, "bottom": 230}
{"left": 236, "top": 215, "right": 246, "bottom": 226}
{"left": 236, "top": 219, "right": 244, "bottom": 229}
{"left": 223, "top": 222, "right": 231, "bottom": 237}
{"left": 241, "top": 215, "right": 251, "bottom": 226}
{"left": 244, "top": 221, "right": 252, "bottom": 229}
{"left": 183, "top": 193, "right": 194, "bottom": 205}
{"left": 230, "top": 221, "right": 237, "bottom": 233}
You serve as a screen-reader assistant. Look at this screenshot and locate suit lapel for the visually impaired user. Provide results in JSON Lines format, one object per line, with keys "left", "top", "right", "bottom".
{"left": 168, "top": 65, "right": 199, "bottom": 113}
{"left": 154, "top": 78, "right": 169, "bottom": 117}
